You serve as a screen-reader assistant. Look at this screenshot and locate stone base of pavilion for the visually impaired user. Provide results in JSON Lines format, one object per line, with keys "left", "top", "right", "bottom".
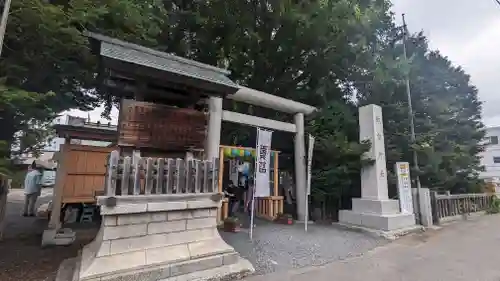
{"left": 56, "top": 193, "right": 254, "bottom": 281}
{"left": 41, "top": 228, "right": 76, "bottom": 247}
{"left": 338, "top": 198, "right": 422, "bottom": 240}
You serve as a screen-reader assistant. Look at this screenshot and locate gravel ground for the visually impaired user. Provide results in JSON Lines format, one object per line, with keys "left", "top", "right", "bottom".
{"left": 0, "top": 227, "right": 97, "bottom": 281}
{"left": 220, "top": 218, "right": 389, "bottom": 275}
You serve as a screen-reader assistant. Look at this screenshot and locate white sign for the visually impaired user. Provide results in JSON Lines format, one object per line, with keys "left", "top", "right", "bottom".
{"left": 254, "top": 128, "right": 273, "bottom": 197}
{"left": 395, "top": 162, "right": 414, "bottom": 214}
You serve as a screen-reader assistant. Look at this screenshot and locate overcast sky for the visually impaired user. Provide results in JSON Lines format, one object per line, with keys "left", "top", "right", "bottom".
{"left": 67, "top": 1, "right": 500, "bottom": 127}
{"left": 392, "top": 0, "right": 500, "bottom": 127}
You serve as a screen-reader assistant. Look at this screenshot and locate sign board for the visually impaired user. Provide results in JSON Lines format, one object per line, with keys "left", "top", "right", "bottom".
{"left": 395, "top": 162, "right": 414, "bottom": 214}
{"left": 118, "top": 99, "right": 207, "bottom": 151}
{"left": 254, "top": 128, "right": 272, "bottom": 197}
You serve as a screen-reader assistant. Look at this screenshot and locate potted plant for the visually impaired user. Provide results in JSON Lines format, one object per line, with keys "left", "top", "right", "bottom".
{"left": 275, "top": 213, "right": 294, "bottom": 225}
{"left": 223, "top": 217, "right": 240, "bottom": 232}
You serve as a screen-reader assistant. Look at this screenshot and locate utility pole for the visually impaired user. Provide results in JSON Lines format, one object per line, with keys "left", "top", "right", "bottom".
{"left": 402, "top": 14, "right": 423, "bottom": 224}
{"left": 0, "top": 0, "right": 12, "bottom": 57}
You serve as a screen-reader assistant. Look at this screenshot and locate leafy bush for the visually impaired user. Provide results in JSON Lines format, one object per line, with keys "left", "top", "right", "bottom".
{"left": 487, "top": 195, "right": 500, "bottom": 214}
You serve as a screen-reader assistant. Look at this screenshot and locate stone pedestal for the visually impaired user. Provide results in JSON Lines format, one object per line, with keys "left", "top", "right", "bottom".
{"left": 42, "top": 228, "right": 76, "bottom": 247}
{"left": 57, "top": 193, "right": 253, "bottom": 281}
{"left": 339, "top": 199, "right": 415, "bottom": 231}
{"left": 339, "top": 104, "right": 416, "bottom": 235}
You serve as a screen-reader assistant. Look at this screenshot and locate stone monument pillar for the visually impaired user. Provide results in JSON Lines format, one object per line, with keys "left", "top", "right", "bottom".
{"left": 339, "top": 104, "right": 416, "bottom": 235}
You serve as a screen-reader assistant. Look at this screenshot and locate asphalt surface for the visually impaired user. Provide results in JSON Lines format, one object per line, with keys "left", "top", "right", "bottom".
{"left": 245, "top": 214, "right": 500, "bottom": 281}
{"left": 2, "top": 188, "right": 52, "bottom": 239}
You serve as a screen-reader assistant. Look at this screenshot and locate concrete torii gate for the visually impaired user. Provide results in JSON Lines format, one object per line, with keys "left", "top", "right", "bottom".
{"left": 205, "top": 88, "right": 317, "bottom": 221}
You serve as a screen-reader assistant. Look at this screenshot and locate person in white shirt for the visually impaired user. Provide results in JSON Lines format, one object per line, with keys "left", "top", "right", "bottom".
{"left": 23, "top": 162, "right": 43, "bottom": 217}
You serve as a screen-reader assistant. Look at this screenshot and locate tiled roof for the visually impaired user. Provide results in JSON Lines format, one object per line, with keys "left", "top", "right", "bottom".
{"left": 86, "top": 32, "right": 239, "bottom": 91}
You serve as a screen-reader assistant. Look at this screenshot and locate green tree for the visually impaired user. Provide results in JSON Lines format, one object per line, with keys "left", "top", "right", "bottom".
{"left": 157, "top": 0, "right": 394, "bottom": 210}
{"left": 0, "top": 0, "right": 166, "bottom": 158}
{"left": 2, "top": 0, "right": 483, "bottom": 212}
{"left": 356, "top": 32, "right": 485, "bottom": 194}
{"left": 0, "top": 82, "right": 56, "bottom": 172}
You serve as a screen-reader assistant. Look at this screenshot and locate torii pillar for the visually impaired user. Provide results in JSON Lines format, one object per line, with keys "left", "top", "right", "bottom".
{"left": 205, "top": 96, "right": 223, "bottom": 160}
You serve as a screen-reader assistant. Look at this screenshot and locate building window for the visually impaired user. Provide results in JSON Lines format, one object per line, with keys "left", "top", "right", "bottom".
{"left": 494, "top": 157, "right": 500, "bottom": 164}
{"left": 489, "top": 136, "right": 499, "bottom": 145}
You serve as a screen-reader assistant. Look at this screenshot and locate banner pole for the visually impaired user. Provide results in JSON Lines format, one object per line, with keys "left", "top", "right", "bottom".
{"left": 305, "top": 192, "right": 308, "bottom": 232}
{"left": 305, "top": 134, "right": 315, "bottom": 232}
{"left": 249, "top": 184, "right": 256, "bottom": 240}
{"left": 249, "top": 128, "right": 259, "bottom": 241}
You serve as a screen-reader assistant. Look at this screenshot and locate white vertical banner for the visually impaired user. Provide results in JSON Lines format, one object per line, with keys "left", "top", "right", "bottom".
{"left": 305, "top": 134, "right": 315, "bottom": 232}
{"left": 250, "top": 127, "right": 273, "bottom": 240}
{"left": 254, "top": 128, "right": 273, "bottom": 197}
{"left": 395, "top": 162, "right": 414, "bottom": 214}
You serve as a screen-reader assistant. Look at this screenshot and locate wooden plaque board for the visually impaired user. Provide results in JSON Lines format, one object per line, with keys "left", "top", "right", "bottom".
{"left": 118, "top": 99, "right": 207, "bottom": 151}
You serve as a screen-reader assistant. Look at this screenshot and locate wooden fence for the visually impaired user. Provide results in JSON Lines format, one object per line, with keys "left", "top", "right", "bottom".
{"left": 62, "top": 144, "right": 116, "bottom": 203}
{"left": 255, "top": 196, "right": 284, "bottom": 221}
{"left": 105, "top": 151, "right": 219, "bottom": 196}
{"left": 431, "top": 192, "right": 496, "bottom": 224}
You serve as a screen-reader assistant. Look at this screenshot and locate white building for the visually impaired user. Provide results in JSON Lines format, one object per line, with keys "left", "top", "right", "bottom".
{"left": 44, "top": 114, "right": 113, "bottom": 152}
{"left": 479, "top": 126, "right": 500, "bottom": 185}
{"left": 44, "top": 115, "right": 67, "bottom": 151}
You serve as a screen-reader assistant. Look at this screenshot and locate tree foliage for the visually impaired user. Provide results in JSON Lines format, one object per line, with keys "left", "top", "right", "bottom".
{"left": 0, "top": 0, "right": 486, "bottom": 201}
{"left": 356, "top": 32, "right": 485, "bottom": 194}
{"left": 0, "top": 0, "right": 166, "bottom": 163}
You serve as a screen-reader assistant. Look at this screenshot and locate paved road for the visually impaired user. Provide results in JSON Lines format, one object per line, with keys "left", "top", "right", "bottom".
{"left": 246, "top": 215, "right": 500, "bottom": 281}
{"left": 3, "top": 188, "right": 52, "bottom": 239}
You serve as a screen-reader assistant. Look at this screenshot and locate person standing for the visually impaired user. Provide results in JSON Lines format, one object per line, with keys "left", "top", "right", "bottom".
{"left": 223, "top": 181, "right": 236, "bottom": 217}
{"left": 23, "top": 162, "right": 43, "bottom": 217}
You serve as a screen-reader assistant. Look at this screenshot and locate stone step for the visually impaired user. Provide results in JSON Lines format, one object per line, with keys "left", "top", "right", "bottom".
{"left": 58, "top": 252, "right": 253, "bottom": 281}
